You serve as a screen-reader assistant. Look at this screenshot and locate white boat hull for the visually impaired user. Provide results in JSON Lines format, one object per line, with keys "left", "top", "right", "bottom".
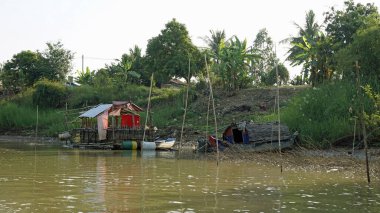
{"left": 155, "top": 138, "right": 175, "bottom": 150}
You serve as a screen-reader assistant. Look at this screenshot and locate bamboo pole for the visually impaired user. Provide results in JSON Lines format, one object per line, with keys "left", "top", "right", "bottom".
{"left": 275, "top": 45, "right": 283, "bottom": 173}
{"left": 205, "top": 55, "right": 219, "bottom": 166}
{"left": 179, "top": 58, "right": 191, "bottom": 153}
{"left": 205, "top": 94, "right": 211, "bottom": 153}
{"left": 142, "top": 73, "right": 154, "bottom": 148}
{"left": 35, "top": 105, "right": 39, "bottom": 139}
{"left": 65, "top": 102, "right": 68, "bottom": 131}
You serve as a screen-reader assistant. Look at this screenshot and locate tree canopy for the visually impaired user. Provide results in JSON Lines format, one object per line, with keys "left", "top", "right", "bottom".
{"left": 145, "top": 19, "right": 204, "bottom": 85}
{"left": 324, "top": 0, "right": 379, "bottom": 48}
{"left": 1, "top": 41, "right": 74, "bottom": 93}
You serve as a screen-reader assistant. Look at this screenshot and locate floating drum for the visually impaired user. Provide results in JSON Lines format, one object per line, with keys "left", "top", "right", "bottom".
{"left": 141, "top": 141, "right": 156, "bottom": 150}
{"left": 121, "top": 141, "right": 138, "bottom": 150}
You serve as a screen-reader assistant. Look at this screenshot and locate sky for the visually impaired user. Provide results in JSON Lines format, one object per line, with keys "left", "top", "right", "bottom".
{"left": 0, "top": 0, "right": 378, "bottom": 78}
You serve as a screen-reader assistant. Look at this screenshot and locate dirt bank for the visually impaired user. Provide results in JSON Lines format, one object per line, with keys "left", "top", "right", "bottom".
{"left": 201, "top": 147, "right": 380, "bottom": 181}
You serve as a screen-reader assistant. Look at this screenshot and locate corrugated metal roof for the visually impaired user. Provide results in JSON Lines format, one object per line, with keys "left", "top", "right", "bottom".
{"left": 79, "top": 104, "right": 113, "bottom": 118}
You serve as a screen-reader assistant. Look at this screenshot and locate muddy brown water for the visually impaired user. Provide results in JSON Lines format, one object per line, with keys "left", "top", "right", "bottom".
{"left": 0, "top": 141, "right": 379, "bottom": 212}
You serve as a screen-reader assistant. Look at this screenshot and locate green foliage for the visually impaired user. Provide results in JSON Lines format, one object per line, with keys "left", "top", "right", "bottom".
{"left": 67, "top": 84, "right": 150, "bottom": 108}
{"left": 335, "top": 24, "right": 380, "bottom": 81}
{"left": 149, "top": 87, "right": 196, "bottom": 127}
{"left": 0, "top": 103, "right": 65, "bottom": 136}
{"left": 290, "top": 75, "right": 305, "bottom": 85}
{"left": 203, "top": 30, "right": 226, "bottom": 64}
{"left": 282, "top": 82, "right": 357, "bottom": 148}
{"left": 261, "top": 63, "right": 289, "bottom": 86}
{"left": 286, "top": 10, "right": 333, "bottom": 86}
{"left": 103, "top": 45, "right": 146, "bottom": 88}
{"left": 324, "top": 0, "right": 379, "bottom": 48}
{"left": 41, "top": 41, "right": 75, "bottom": 81}
{"left": 76, "top": 67, "right": 95, "bottom": 85}
{"left": 214, "top": 36, "right": 259, "bottom": 91}
{"left": 1, "top": 41, "right": 74, "bottom": 93}
{"left": 1, "top": 50, "right": 43, "bottom": 93}
{"left": 363, "top": 85, "right": 380, "bottom": 132}
{"left": 145, "top": 19, "right": 204, "bottom": 85}
{"left": 32, "top": 79, "right": 68, "bottom": 108}
{"left": 92, "top": 68, "right": 113, "bottom": 88}
{"left": 252, "top": 28, "right": 276, "bottom": 83}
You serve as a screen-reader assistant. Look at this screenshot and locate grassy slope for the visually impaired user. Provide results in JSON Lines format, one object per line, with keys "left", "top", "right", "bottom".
{"left": 0, "top": 84, "right": 303, "bottom": 137}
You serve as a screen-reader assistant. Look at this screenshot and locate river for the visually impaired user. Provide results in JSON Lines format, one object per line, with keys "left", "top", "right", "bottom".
{"left": 0, "top": 141, "right": 379, "bottom": 212}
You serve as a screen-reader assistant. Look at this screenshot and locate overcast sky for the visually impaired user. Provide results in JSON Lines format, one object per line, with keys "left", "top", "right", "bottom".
{"left": 0, "top": 0, "right": 378, "bottom": 77}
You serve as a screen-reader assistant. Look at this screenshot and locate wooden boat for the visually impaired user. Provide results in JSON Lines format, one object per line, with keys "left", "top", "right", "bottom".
{"left": 155, "top": 138, "right": 176, "bottom": 150}
{"left": 196, "top": 121, "right": 298, "bottom": 152}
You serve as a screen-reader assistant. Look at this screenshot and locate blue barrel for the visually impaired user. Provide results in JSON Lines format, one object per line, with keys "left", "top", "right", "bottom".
{"left": 121, "top": 141, "right": 138, "bottom": 150}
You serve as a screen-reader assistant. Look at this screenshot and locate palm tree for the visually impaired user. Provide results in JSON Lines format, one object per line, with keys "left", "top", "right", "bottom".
{"left": 285, "top": 10, "right": 322, "bottom": 86}
{"left": 217, "top": 36, "right": 259, "bottom": 90}
{"left": 203, "top": 30, "right": 226, "bottom": 64}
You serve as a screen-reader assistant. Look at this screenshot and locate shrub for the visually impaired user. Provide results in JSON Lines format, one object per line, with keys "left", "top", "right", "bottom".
{"left": 33, "top": 79, "right": 68, "bottom": 108}
{"left": 282, "top": 81, "right": 356, "bottom": 148}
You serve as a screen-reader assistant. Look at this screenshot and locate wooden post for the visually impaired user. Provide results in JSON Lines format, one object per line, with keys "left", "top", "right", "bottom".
{"left": 35, "top": 105, "right": 39, "bottom": 140}
{"left": 352, "top": 117, "right": 357, "bottom": 155}
{"left": 355, "top": 60, "right": 370, "bottom": 183}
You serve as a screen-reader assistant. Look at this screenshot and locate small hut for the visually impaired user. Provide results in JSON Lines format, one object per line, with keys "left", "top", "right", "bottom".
{"left": 79, "top": 104, "right": 113, "bottom": 142}
{"left": 222, "top": 121, "right": 292, "bottom": 144}
{"left": 109, "top": 101, "right": 143, "bottom": 129}
{"left": 77, "top": 101, "right": 147, "bottom": 144}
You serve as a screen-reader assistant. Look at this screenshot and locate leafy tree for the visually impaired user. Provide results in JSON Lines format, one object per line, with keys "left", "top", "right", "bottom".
{"left": 252, "top": 28, "right": 275, "bottom": 83}
{"left": 1, "top": 41, "right": 74, "bottom": 94}
{"left": 215, "top": 36, "right": 258, "bottom": 90}
{"left": 103, "top": 45, "right": 146, "bottom": 88}
{"left": 335, "top": 24, "right": 380, "bottom": 81}
{"left": 127, "top": 45, "right": 146, "bottom": 84}
{"left": 145, "top": 19, "right": 203, "bottom": 85}
{"left": 119, "top": 45, "right": 144, "bottom": 84}
{"left": 76, "top": 67, "right": 95, "bottom": 85}
{"left": 290, "top": 75, "right": 305, "bottom": 85}
{"left": 93, "top": 68, "right": 112, "bottom": 88}
{"left": 324, "top": 0, "right": 379, "bottom": 49}
{"left": 261, "top": 63, "right": 289, "bottom": 86}
{"left": 1, "top": 50, "right": 43, "bottom": 92}
{"left": 40, "top": 41, "right": 75, "bottom": 81}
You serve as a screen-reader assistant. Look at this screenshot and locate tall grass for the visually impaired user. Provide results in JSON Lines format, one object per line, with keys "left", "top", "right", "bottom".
{"left": 281, "top": 81, "right": 373, "bottom": 148}
{"left": 147, "top": 87, "right": 193, "bottom": 128}
{"left": 0, "top": 103, "right": 66, "bottom": 136}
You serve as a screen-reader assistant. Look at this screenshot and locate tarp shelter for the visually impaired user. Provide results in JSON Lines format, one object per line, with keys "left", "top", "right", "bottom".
{"left": 109, "top": 101, "right": 143, "bottom": 128}
{"left": 222, "top": 121, "right": 292, "bottom": 144}
{"left": 223, "top": 122, "right": 249, "bottom": 144}
{"left": 79, "top": 104, "right": 112, "bottom": 140}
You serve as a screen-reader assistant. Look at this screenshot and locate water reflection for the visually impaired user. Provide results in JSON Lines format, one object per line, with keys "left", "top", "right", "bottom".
{"left": 0, "top": 141, "right": 379, "bottom": 212}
